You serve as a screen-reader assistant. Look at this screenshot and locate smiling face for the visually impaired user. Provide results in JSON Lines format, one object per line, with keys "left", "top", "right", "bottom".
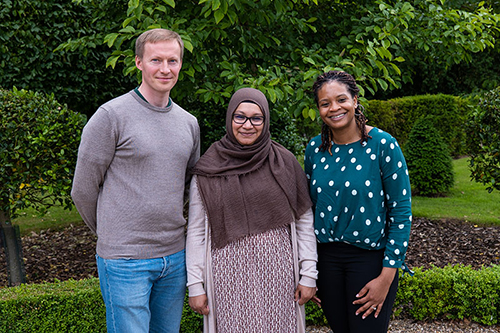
{"left": 232, "top": 102, "right": 265, "bottom": 146}
{"left": 317, "top": 80, "right": 358, "bottom": 134}
{"left": 135, "top": 39, "right": 182, "bottom": 105}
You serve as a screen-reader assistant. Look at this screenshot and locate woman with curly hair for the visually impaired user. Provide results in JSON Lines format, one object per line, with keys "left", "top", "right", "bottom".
{"left": 305, "top": 70, "right": 412, "bottom": 333}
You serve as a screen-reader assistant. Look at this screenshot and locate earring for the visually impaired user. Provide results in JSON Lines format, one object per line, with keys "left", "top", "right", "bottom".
{"left": 355, "top": 104, "right": 365, "bottom": 116}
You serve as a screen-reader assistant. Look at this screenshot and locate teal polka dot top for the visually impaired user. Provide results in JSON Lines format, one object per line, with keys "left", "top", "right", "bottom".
{"left": 305, "top": 128, "right": 412, "bottom": 269}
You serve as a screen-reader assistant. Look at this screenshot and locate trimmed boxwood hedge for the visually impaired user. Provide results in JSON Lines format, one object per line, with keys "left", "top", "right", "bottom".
{"left": 1, "top": 265, "right": 500, "bottom": 331}
{"left": 365, "top": 94, "right": 469, "bottom": 157}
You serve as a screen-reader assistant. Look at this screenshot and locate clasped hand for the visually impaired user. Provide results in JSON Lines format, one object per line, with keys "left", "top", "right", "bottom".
{"left": 189, "top": 284, "right": 318, "bottom": 316}
{"left": 189, "top": 294, "right": 209, "bottom": 316}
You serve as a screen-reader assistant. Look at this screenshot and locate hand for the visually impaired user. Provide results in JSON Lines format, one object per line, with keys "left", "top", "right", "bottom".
{"left": 310, "top": 294, "right": 322, "bottom": 308}
{"left": 189, "top": 294, "right": 209, "bottom": 315}
{"left": 352, "top": 268, "right": 397, "bottom": 319}
{"left": 294, "top": 284, "right": 317, "bottom": 306}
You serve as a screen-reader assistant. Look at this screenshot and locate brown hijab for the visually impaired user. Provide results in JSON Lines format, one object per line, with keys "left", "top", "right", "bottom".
{"left": 191, "top": 88, "right": 312, "bottom": 249}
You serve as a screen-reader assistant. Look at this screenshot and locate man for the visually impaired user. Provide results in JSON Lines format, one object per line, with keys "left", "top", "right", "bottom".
{"left": 71, "top": 29, "right": 200, "bottom": 333}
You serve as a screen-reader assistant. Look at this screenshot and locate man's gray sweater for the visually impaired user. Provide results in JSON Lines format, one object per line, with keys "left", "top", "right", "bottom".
{"left": 71, "top": 90, "right": 200, "bottom": 259}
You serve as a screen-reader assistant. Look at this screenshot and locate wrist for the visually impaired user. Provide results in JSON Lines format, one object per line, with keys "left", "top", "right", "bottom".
{"left": 379, "top": 267, "right": 397, "bottom": 282}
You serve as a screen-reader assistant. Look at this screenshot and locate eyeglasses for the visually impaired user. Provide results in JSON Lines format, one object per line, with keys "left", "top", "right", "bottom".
{"left": 232, "top": 114, "right": 265, "bottom": 126}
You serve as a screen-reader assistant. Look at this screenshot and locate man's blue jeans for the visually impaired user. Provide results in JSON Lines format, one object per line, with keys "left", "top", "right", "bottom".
{"left": 96, "top": 249, "right": 186, "bottom": 333}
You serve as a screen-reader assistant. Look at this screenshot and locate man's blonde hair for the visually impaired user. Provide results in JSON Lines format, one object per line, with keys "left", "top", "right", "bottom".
{"left": 135, "top": 28, "right": 184, "bottom": 59}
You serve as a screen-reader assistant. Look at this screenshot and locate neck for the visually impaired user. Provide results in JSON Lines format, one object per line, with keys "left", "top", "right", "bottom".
{"left": 138, "top": 85, "right": 170, "bottom": 108}
{"left": 331, "top": 126, "right": 362, "bottom": 145}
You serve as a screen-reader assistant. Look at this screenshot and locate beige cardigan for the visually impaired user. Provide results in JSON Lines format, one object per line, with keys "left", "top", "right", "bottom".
{"left": 186, "top": 176, "right": 318, "bottom": 333}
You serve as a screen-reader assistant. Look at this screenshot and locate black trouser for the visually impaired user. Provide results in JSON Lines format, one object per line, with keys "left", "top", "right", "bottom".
{"left": 317, "top": 242, "right": 399, "bottom": 333}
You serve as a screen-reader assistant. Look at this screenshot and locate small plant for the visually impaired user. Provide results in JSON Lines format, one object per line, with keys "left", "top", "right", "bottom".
{"left": 404, "top": 117, "right": 454, "bottom": 196}
{"left": 466, "top": 86, "right": 500, "bottom": 193}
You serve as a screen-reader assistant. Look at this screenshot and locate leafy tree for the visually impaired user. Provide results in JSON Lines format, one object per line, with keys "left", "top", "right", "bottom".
{"left": 466, "top": 86, "right": 500, "bottom": 193}
{"left": 378, "top": 0, "right": 500, "bottom": 99}
{"left": 0, "top": 0, "right": 136, "bottom": 118}
{"left": 2, "top": 0, "right": 499, "bottom": 124}
{"left": 0, "top": 88, "right": 86, "bottom": 285}
{"left": 88, "top": 0, "right": 499, "bottom": 112}
{"left": 56, "top": 0, "right": 499, "bottom": 152}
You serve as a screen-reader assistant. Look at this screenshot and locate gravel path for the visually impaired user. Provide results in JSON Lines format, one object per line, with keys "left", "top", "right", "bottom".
{"left": 306, "top": 320, "right": 500, "bottom": 332}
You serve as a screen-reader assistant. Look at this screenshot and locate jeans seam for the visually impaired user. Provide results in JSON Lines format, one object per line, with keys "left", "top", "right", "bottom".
{"left": 160, "top": 256, "right": 168, "bottom": 278}
{"left": 102, "top": 257, "right": 117, "bottom": 333}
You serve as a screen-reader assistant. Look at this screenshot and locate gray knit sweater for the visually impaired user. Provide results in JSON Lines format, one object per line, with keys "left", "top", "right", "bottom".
{"left": 71, "top": 90, "right": 200, "bottom": 259}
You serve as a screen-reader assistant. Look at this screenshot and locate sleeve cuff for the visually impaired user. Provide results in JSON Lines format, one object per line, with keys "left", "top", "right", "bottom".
{"left": 298, "top": 276, "right": 316, "bottom": 288}
{"left": 188, "top": 282, "right": 205, "bottom": 297}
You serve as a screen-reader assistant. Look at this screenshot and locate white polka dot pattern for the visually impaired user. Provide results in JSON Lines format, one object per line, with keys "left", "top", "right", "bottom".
{"left": 305, "top": 128, "right": 412, "bottom": 270}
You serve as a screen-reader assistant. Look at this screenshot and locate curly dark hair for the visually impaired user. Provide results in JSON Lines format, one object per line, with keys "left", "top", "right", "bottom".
{"left": 312, "top": 70, "right": 370, "bottom": 154}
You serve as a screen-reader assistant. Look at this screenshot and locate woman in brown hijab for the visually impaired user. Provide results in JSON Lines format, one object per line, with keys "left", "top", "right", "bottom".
{"left": 186, "top": 88, "right": 318, "bottom": 332}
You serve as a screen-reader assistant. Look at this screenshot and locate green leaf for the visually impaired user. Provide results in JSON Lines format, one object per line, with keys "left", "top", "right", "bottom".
{"left": 271, "top": 36, "right": 281, "bottom": 46}
{"left": 302, "top": 108, "right": 309, "bottom": 118}
{"left": 212, "top": 0, "right": 221, "bottom": 11}
{"left": 185, "top": 66, "right": 195, "bottom": 77}
{"left": 184, "top": 40, "right": 194, "bottom": 53}
{"left": 104, "top": 33, "right": 119, "bottom": 48}
{"left": 269, "top": 78, "right": 280, "bottom": 86}
{"left": 119, "top": 26, "right": 136, "bottom": 33}
{"left": 308, "top": 108, "right": 316, "bottom": 120}
{"left": 377, "top": 78, "right": 388, "bottom": 91}
{"left": 122, "top": 17, "right": 135, "bottom": 28}
{"left": 106, "top": 55, "right": 120, "bottom": 69}
{"left": 163, "top": 0, "right": 175, "bottom": 8}
{"left": 303, "top": 57, "right": 316, "bottom": 65}
{"left": 303, "top": 69, "right": 318, "bottom": 80}
{"left": 214, "top": 9, "right": 224, "bottom": 24}
{"left": 268, "top": 88, "right": 277, "bottom": 103}
{"left": 296, "top": 89, "right": 304, "bottom": 100}
{"left": 389, "top": 63, "right": 401, "bottom": 75}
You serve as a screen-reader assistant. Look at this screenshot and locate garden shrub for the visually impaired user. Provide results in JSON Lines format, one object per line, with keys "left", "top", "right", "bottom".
{"left": 363, "top": 99, "right": 397, "bottom": 136}
{"left": 0, "top": 278, "right": 106, "bottom": 332}
{"left": 365, "top": 94, "right": 469, "bottom": 157}
{"left": 1, "top": 266, "right": 500, "bottom": 330}
{"left": 394, "top": 265, "right": 500, "bottom": 325}
{"left": 0, "top": 87, "right": 86, "bottom": 217}
{"left": 404, "top": 117, "right": 454, "bottom": 196}
{"left": 0, "top": 278, "right": 202, "bottom": 332}
{"left": 466, "top": 86, "right": 500, "bottom": 193}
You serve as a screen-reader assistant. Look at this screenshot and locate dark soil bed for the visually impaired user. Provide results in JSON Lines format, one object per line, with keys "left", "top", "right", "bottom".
{"left": 1, "top": 217, "right": 500, "bottom": 286}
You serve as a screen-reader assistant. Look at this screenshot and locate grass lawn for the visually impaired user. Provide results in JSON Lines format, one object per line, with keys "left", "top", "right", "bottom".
{"left": 10, "top": 158, "right": 500, "bottom": 236}
{"left": 13, "top": 206, "right": 82, "bottom": 236}
{"left": 411, "top": 157, "right": 500, "bottom": 226}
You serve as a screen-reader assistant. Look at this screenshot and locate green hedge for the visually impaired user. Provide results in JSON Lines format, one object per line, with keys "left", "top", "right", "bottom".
{"left": 0, "top": 279, "right": 105, "bottom": 332}
{"left": 404, "top": 117, "right": 454, "bottom": 196}
{"left": 306, "top": 265, "right": 500, "bottom": 326}
{"left": 394, "top": 265, "right": 500, "bottom": 325}
{"left": 365, "top": 94, "right": 469, "bottom": 157}
{"left": 2, "top": 265, "right": 500, "bottom": 331}
{"left": 0, "top": 278, "right": 203, "bottom": 333}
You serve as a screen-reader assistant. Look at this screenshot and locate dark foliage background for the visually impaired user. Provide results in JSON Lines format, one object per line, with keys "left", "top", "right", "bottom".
{"left": 0, "top": 0, "right": 136, "bottom": 119}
